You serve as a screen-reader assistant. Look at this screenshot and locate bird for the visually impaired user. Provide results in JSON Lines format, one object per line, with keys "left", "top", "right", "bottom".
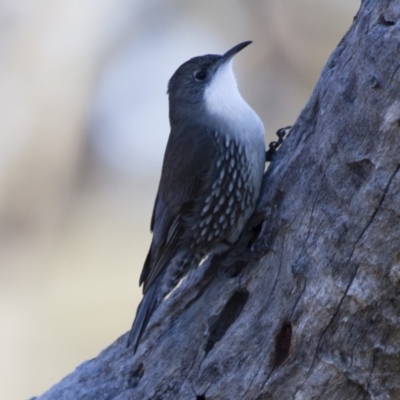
{"left": 127, "top": 41, "right": 266, "bottom": 351}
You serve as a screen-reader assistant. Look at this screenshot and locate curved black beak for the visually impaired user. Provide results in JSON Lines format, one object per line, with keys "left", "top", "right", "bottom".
{"left": 221, "top": 41, "right": 252, "bottom": 63}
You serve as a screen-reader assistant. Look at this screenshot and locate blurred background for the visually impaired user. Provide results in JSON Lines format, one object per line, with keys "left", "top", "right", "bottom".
{"left": 0, "top": 0, "right": 360, "bottom": 398}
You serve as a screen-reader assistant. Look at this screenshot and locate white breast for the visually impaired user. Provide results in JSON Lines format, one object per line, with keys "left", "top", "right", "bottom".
{"left": 203, "top": 59, "right": 264, "bottom": 138}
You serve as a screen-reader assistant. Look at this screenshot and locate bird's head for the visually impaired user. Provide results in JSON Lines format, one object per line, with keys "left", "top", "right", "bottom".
{"left": 167, "top": 41, "right": 252, "bottom": 126}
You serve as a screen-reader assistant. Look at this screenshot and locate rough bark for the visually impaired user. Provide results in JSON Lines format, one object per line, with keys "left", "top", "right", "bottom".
{"left": 34, "top": 1, "right": 400, "bottom": 399}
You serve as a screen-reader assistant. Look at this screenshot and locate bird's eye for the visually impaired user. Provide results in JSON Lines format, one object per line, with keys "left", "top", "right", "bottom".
{"left": 194, "top": 70, "right": 207, "bottom": 81}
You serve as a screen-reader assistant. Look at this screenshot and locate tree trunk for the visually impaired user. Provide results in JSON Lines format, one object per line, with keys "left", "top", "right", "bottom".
{"left": 34, "top": 1, "right": 400, "bottom": 399}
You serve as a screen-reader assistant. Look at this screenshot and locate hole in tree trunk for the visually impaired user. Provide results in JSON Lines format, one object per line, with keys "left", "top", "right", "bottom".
{"left": 378, "top": 14, "right": 395, "bottom": 26}
{"left": 205, "top": 290, "right": 249, "bottom": 355}
{"left": 127, "top": 362, "right": 144, "bottom": 388}
{"left": 273, "top": 321, "right": 292, "bottom": 368}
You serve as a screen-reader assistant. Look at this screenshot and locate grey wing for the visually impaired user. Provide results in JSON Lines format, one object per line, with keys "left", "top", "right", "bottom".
{"left": 139, "top": 125, "right": 219, "bottom": 293}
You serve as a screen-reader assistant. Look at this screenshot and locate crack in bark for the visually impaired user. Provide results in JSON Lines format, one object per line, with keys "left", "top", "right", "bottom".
{"left": 312, "top": 162, "right": 400, "bottom": 391}
{"left": 290, "top": 278, "right": 307, "bottom": 320}
{"left": 291, "top": 162, "right": 400, "bottom": 400}
{"left": 322, "top": 162, "right": 400, "bottom": 337}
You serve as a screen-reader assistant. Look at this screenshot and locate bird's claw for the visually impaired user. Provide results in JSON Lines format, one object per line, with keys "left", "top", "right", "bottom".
{"left": 265, "top": 126, "right": 291, "bottom": 162}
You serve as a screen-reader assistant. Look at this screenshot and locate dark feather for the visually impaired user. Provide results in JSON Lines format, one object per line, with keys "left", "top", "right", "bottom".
{"left": 139, "top": 123, "right": 219, "bottom": 294}
{"left": 127, "top": 273, "right": 160, "bottom": 351}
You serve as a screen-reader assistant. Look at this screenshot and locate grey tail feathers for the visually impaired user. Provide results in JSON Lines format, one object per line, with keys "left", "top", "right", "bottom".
{"left": 127, "top": 281, "right": 159, "bottom": 352}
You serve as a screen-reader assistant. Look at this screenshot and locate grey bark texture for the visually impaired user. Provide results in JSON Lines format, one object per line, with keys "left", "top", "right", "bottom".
{"left": 35, "top": 1, "right": 400, "bottom": 399}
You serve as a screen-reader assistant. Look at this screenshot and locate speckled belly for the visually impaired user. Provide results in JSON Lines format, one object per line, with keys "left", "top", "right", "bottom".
{"left": 192, "top": 132, "right": 262, "bottom": 249}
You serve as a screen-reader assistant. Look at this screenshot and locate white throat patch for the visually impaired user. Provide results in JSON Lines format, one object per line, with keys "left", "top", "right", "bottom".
{"left": 203, "top": 60, "right": 258, "bottom": 127}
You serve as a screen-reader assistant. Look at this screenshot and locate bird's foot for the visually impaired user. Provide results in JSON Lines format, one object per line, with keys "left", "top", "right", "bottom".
{"left": 265, "top": 126, "right": 291, "bottom": 162}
